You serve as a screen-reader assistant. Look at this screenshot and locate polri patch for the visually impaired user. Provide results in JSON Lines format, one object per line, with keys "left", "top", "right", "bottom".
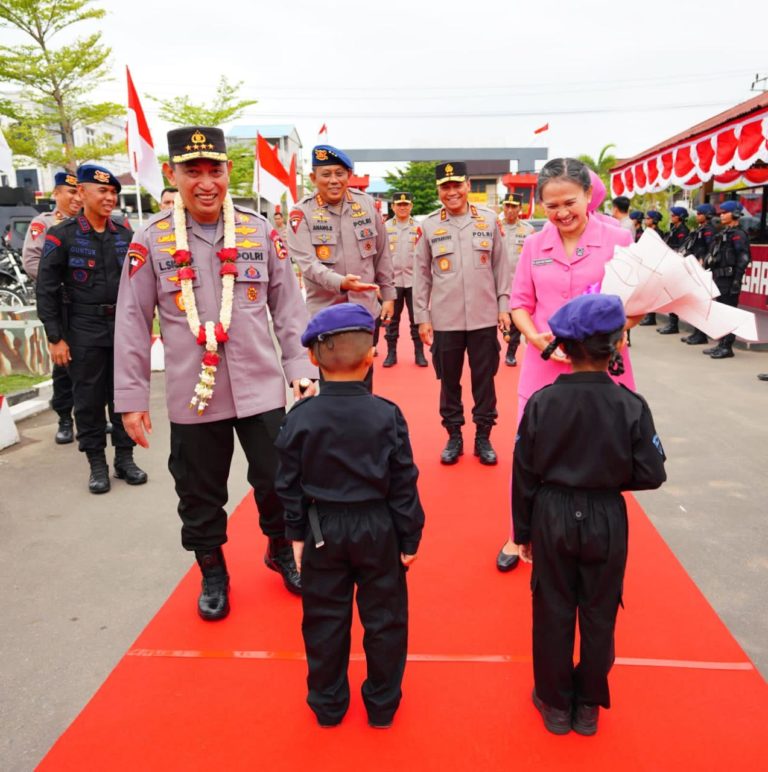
{"left": 270, "top": 228, "right": 288, "bottom": 259}
{"left": 30, "top": 222, "right": 45, "bottom": 240}
{"left": 289, "top": 210, "right": 304, "bottom": 233}
{"left": 128, "top": 242, "right": 148, "bottom": 278}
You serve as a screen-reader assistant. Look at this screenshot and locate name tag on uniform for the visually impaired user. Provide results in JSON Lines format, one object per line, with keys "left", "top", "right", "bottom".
{"left": 533, "top": 258, "right": 553, "bottom": 266}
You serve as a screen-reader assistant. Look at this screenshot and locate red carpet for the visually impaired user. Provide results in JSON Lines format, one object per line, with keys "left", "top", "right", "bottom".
{"left": 39, "top": 342, "right": 767, "bottom": 770}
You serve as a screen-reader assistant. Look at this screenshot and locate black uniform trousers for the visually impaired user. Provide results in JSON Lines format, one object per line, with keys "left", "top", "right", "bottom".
{"left": 168, "top": 409, "right": 286, "bottom": 550}
{"left": 50, "top": 363, "right": 73, "bottom": 418}
{"left": 68, "top": 344, "right": 132, "bottom": 452}
{"left": 530, "top": 485, "right": 628, "bottom": 711}
{"left": 384, "top": 287, "right": 419, "bottom": 345}
{"left": 301, "top": 502, "right": 408, "bottom": 725}
{"left": 431, "top": 326, "right": 500, "bottom": 428}
{"left": 714, "top": 277, "right": 740, "bottom": 347}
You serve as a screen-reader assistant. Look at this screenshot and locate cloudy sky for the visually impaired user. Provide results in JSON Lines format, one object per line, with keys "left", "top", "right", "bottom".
{"left": 9, "top": 0, "right": 768, "bottom": 178}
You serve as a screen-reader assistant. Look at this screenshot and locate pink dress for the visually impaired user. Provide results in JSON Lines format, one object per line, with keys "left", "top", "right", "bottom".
{"left": 510, "top": 215, "right": 635, "bottom": 403}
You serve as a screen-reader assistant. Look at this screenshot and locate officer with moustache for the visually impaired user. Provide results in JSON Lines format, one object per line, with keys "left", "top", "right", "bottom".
{"left": 500, "top": 192, "right": 533, "bottom": 366}
{"left": 657, "top": 206, "right": 690, "bottom": 335}
{"left": 115, "top": 127, "right": 316, "bottom": 619}
{"left": 680, "top": 204, "right": 717, "bottom": 345}
{"left": 286, "top": 146, "right": 395, "bottom": 383}
{"left": 703, "top": 200, "right": 750, "bottom": 360}
{"left": 22, "top": 171, "right": 82, "bottom": 444}
{"left": 382, "top": 191, "right": 427, "bottom": 367}
{"left": 413, "top": 162, "right": 511, "bottom": 465}
{"left": 37, "top": 165, "right": 147, "bottom": 493}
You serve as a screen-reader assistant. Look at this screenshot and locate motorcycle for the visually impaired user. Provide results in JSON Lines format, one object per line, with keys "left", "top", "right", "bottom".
{"left": 0, "top": 248, "right": 34, "bottom": 307}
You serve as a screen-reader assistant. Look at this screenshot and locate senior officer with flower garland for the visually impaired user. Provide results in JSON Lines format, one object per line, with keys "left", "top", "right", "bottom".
{"left": 286, "top": 145, "right": 395, "bottom": 388}
{"left": 114, "top": 127, "right": 317, "bottom": 621}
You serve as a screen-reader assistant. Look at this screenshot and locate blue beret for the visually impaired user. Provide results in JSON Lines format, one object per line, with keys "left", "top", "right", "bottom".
{"left": 548, "top": 294, "right": 626, "bottom": 341}
{"left": 719, "top": 200, "right": 742, "bottom": 215}
{"left": 301, "top": 302, "right": 375, "bottom": 347}
{"left": 670, "top": 206, "right": 688, "bottom": 218}
{"left": 629, "top": 210, "right": 644, "bottom": 221}
{"left": 312, "top": 145, "right": 354, "bottom": 171}
{"left": 696, "top": 204, "right": 715, "bottom": 216}
{"left": 646, "top": 210, "right": 662, "bottom": 222}
{"left": 54, "top": 171, "right": 78, "bottom": 188}
{"left": 77, "top": 164, "right": 121, "bottom": 193}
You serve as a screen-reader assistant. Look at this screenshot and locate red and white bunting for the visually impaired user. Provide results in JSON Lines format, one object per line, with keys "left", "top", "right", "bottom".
{"left": 611, "top": 107, "right": 768, "bottom": 197}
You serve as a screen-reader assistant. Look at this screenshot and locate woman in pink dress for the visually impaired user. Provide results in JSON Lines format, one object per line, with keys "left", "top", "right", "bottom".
{"left": 496, "top": 158, "right": 639, "bottom": 571}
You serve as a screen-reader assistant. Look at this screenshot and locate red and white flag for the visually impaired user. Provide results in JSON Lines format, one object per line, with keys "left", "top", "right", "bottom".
{"left": 533, "top": 123, "right": 549, "bottom": 135}
{"left": 126, "top": 66, "right": 164, "bottom": 202}
{"left": 254, "top": 134, "right": 289, "bottom": 204}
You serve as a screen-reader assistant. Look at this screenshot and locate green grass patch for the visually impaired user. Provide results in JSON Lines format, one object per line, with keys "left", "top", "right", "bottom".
{"left": 0, "top": 373, "right": 50, "bottom": 395}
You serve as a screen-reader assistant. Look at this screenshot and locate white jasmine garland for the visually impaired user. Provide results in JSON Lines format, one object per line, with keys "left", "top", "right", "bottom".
{"left": 172, "top": 192, "right": 238, "bottom": 415}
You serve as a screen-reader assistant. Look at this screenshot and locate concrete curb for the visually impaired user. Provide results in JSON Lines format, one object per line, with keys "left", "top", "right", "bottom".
{"left": 7, "top": 378, "right": 53, "bottom": 422}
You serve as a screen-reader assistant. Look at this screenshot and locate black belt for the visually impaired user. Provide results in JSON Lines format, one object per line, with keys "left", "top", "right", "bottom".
{"left": 69, "top": 302, "right": 117, "bottom": 317}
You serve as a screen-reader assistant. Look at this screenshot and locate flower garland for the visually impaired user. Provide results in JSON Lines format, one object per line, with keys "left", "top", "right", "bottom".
{"left": 172, "top": 192, "right": 237, "bottom": 415}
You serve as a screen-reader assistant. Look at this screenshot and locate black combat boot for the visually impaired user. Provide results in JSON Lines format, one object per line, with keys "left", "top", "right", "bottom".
{"left": 414, "top": 340, "right": 428, "bottom": 367}
{"left": 195, "top": 547, "right": 230, "bottom": 621}
{"left": 657, "top": 320, "right": 679, "bottom": 334}
{"left": 440, "top": 426, "right": 463, "bottom": 465}
{"left": 264, "top": 536, "right": 301, "bottom": 595}
{"left": 114, "top": 447, "right": 148, "bottom": 485}
{"left": 55, "top": 414, "right": 74, "bottom": 444}
{"left": 638, "top": 313, "right": 656, "bottom": 326}
{"left": 474, "top": 425, "right": 497, "bottom": 466}
{"left": 703, "top": 340, "right": 726, "bottom": 355}
{"left": 86, "top": 450, "right": 110, "bottom": 494}
{"left": 709, "top": 339, "right": 734, "bottom": 359}
{"left": 382, "top": 341, "right": 397, "bottom": 368}
{"left": 684, "top": 330, "right": 708, "bottom": 345}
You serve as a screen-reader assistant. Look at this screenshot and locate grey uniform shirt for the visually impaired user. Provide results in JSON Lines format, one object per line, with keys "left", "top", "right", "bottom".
{"left": 285, "top": 188, "right": 395, "bottom": 315}
{"left": 413, "top": 204, "right": 510, "bottom": 332}
{"left": 21, "top": 210, "right": 67, "bottom": 280}
{"left": 502, "top": 218, "right": 534, "bottom": 277}
{"left": 386, "top": 217, "right": 421, "bottom": 289}
{"left": 114, "top": 205, "right": 316, "bottom": 424}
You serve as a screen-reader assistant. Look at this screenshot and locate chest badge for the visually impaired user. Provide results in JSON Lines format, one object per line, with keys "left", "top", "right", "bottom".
{"left": 480, "top": 254, "right": 488, "bottom": 264}
{"left": 174, "top": 291, "right": 186, "bottom": 312}
{"left": 575, "top": 247, "right": 585, "bottom": 257}
{"left": 238, "top": 239, "right": 262, "bottom": 248}
{"left": 316, "top": 245, "right": 331, "bottom": 260}
{"left": 434, "top": 228, "right": 447, "bottom": 236}
{"left": 235, "top": 225, "right": 257, "bottom": 235}
{"left": 438, "top": 257, "right": 451, "bottom": 272}
{"left": 155, "top": 221, "right": 170, "bottom": 231}
{"left": 247, "top": 286, "right": 259, "bottom": 302}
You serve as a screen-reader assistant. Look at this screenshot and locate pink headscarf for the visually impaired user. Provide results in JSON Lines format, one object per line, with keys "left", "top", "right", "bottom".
{"left": 588, "top": 169, "right": 622, "bottom": 227}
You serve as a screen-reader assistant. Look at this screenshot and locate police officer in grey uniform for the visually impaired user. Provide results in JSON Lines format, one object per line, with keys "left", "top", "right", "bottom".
{"left": 22, "top": 171, "right": 82, "bottom": 444}
{"left": 285, "top": 145, "right": 395, "bottom": 366}
{"left": 382, "top": 191, "right": 427, "bottom": 367}
{"left": 500, "top": 192, "right": 534, "bottom": 366}
{"left": 37, "top": 165, "right": 146, "bottom": 494}
{"left": 413, "top": 162, "right": 511, "bottom": 466}
{"left": 115, "top": 126, "right": 317, "bottom": 619}
{"left": 703, "top": 200, "right": 750, "bottom": 359}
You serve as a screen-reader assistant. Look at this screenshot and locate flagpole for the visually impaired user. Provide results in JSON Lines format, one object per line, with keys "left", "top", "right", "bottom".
{"left": 255, "top": 145, "right": 261, "bottom": 214}
{"left": 135, "top": 168, "right": 144, "bottom": 226}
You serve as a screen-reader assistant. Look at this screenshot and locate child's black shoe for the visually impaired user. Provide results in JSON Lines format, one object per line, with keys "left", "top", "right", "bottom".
{"left": 572, "top": 703, "right": 599, "bottom": 736}
{"left": 532, "top": 690, "right": 571, "bottom": 735}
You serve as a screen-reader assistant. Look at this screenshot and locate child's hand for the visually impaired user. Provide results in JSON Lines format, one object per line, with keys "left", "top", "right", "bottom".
{"left": 401, "top": 553, "right": 417, "bottom": 567}
{"left": 519, "top": 543, "right": 533, "bottom": 563}
{"left": 292, "top": 541, "right": 305, "bottom": 573}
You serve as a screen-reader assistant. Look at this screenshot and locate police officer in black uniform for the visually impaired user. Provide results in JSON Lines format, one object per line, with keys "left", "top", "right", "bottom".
{"left": 703, "top": 200, "right": 750, "bottom": 359}
{"left": 629, "top": 210, "right": 644, "bottom": 242}
{"left": 680, "top": 204, "right": 717, "bottom": 345}
{"left": 638, "top": 210, "right": 666, "bottom": 326}
{"left": 657, "top": 206, "right": 690, "bottom": 335}
{"left": 37, "top": 164, "right": 147, "bottom": 493}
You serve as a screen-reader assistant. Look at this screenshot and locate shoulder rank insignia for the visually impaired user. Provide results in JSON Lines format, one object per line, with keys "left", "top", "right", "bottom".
{"left": 470, "top": 205, "right": 479, "bottom": 217}
{"left": 440, "top": 209, "right": 447, "bottom": 221}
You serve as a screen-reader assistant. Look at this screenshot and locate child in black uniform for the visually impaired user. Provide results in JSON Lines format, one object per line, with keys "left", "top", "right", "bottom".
{"left": 513, "top": 293, "right": 666, "bottom": 736}
{"left": 274, "top": 302, "right": 425, "bottom": 729}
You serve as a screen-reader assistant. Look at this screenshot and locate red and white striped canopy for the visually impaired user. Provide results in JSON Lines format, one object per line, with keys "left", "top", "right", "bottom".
{"left": 611, "top": 97, "right": 768, "bottom": 197}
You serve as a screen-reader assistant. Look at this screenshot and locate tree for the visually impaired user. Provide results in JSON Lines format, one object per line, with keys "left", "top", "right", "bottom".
{"left": 151, "top": 76, "right": 258, "bottom": 195}
{"left": 384, "top": 162, "right": 440, "bottom": 215}
{"left": 0, "top": 0, "right": 124, "bottom": 172}
{"left": 150, "top": 76, "right": 257, "bottom": 127}
{"left": 577, "top": 143, "right": 617, "bottom": 192}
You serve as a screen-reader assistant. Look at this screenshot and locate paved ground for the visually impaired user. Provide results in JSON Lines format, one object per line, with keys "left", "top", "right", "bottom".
{"left": 1, "top": 323, "right": 766, "bottom": 770}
